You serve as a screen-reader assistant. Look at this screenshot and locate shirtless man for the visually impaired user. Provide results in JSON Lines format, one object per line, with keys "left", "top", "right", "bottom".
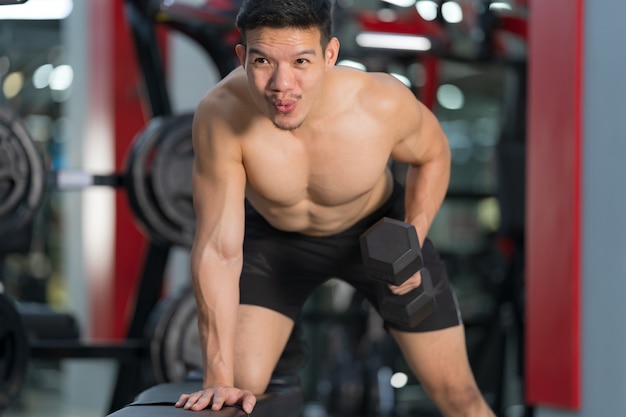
{"left": 175, "top": 0, "right": 495, "bottom": 416}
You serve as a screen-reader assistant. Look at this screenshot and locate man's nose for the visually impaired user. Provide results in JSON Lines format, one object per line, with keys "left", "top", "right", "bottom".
{"left": 269, "top": 64, "right": 295, "bottom": 91}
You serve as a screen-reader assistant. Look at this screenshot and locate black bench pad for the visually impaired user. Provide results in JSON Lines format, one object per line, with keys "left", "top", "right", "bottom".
{"left": 107, "top": 382, "right": 303, "bottom": 417}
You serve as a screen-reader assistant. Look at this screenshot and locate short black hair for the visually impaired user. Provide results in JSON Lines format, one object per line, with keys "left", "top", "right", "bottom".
{"left": 235, "top": 0, "right": 333, "bottom": 48}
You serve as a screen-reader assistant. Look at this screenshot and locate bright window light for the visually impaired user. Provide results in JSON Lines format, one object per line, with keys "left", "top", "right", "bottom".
{"left": 416, "top": 0, "right": 438, "bottom": 21}
{"left": 390, "top": 372, "right": 409, "bottom": 388}
{"left": 441, "top": 1, "right": 463, "bottom": 24}
{"left": 0, "top": 0, "right": 73, "bottom": 20}
{"left": 391, "top": 73, "right": 411, "bottom": 88}
{"left": 490, "top": 2, "right": 513, "bottom": 11}
{"left": 32, "top": 64, "right": 53, "bottom": 89}
{"left": 49, "top": 65, "right": 74, "bottom": 91}
{"left": 337, "top": 60, "right": 367, "bottom": 71}
{"left": 381, "top": 0, "right": 416, "bottom": 7}
{"left": 437, "top": 84, "right": 464, "bottom": 110}
{"left": 356, "top": 32, "right": 432, "bottom": 52}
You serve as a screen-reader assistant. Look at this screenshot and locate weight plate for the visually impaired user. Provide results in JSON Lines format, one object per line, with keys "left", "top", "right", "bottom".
{"left": 0, "top": 294, "right": 29, "bottom": 410}
{"left": 147, "top": 286, "right": 202, "bottom": 383}
{"left": 0, "top": 106, "right": 44, "bottom": 236}
{"left": 125, "top": 114, "right": 196, "bottom": 248}
{"left": 151, "top": 120, "right": 195, "bottom": 234}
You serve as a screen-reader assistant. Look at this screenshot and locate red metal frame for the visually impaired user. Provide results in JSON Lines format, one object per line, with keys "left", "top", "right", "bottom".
{"left": 525, "top": 0, "right": 584, "bottom": 409}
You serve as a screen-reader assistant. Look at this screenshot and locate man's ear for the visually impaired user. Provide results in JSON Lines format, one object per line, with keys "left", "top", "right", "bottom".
{"left": 325, "top": 37, "right": 340, "bottom": 69}
{"left": 235, "top": 44, "right": 246, "bottom": 68}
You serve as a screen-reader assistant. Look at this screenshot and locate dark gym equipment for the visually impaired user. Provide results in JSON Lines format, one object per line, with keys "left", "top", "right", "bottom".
{"left": 0, "top": 0, "right": 242, "bottom": 413}
{"left": 0, "top": 1, "right": 238, "bottom": 413}
{"left": 0, "top": 106, "right": 44, "bottom": 237}
{"left": 107, "top": 379, "right": 303, "bottom": 417}
{"left": 0, "top": 105, "right": 191, "bottom": 412}
{"left": 147, "top": 286, "right": 202, "bottom": 384}
{"left": 360, "top": 217, "right": 435, "bottom": 328}
{"left": 0, "top": 294, "right": 29, "bottom": 409}
{"left": 16, "top": 302, "right": 80, "bottom": 341}
{"left": 0, "top": 105, "right": 196, "bottom": 251}
{"left": 125, "top": 114, "right": 196, "bottom": 248}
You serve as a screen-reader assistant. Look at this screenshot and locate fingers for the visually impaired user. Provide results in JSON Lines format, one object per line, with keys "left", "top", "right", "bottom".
{"left": 210, "top": 389, "right": 225, "bottom": 411}
{"left": 175, "top": 390, "right": 214, "bottom": 411}
{"left": 215, "top": 388, "right": 256, "bottom": 413}
{"left": 174, "top": 387, "right": 257, "bottom": 413}
{"left": 241, "top": 391, "right": 257, "bottom": 414}
{"left": 388, "top": 270, "right": 422, "bottom": 295}
{"left": 175, "top": 394, "right": 188, "bottom": 408}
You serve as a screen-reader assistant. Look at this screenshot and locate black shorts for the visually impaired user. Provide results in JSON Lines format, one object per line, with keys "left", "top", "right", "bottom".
{"left": 240, "top": 182, "right": 462, "bottom": 334}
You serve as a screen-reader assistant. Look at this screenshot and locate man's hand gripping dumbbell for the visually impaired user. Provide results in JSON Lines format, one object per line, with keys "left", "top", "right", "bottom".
{"left": 360, "top": 217, "right": 436, "bottom": 328}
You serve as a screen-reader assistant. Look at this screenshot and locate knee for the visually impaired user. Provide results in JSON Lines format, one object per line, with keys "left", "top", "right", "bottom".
{"left": 234, "top": 368, "right": 273, "bottom": 395}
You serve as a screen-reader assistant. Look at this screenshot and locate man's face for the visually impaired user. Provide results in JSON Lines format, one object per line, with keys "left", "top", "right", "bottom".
{"left": 236, "top": 26, "right": 339, "bottom": 131}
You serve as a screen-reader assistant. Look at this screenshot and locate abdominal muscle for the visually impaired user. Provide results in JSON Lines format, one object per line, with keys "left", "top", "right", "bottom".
{"left": 245, "top": 169, "right": 394, "bottom": 236}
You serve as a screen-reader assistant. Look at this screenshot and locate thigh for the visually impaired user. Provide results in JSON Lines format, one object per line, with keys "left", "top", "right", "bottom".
{"left": 390, "top": 325, "right": 476, "bottom": 395}
{"left": 234, "top": 305, "right": 295, "bottom": 394}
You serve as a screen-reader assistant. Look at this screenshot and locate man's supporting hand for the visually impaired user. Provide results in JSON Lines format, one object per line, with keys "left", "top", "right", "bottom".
{"left": 175, "top": 385, "right": 257, "bottom": 413}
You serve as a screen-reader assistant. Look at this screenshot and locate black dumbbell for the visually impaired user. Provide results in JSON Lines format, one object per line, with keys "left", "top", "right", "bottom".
{"left": 359, "top": 217, "right": 436, "bottom": 328}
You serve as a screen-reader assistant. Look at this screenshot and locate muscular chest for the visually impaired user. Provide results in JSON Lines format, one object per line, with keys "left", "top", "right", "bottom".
{"left": 242, "top": 127, "right": 391, "bottom": 206}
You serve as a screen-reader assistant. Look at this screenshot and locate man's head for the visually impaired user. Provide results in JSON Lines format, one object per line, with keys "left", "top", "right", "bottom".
{"left": 234, "top": 0, "right": 339, "bottom": 131}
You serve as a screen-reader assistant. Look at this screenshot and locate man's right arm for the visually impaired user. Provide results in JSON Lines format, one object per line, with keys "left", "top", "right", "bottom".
{"left": 176, "top": 92, "right": 254, "bottom": 412}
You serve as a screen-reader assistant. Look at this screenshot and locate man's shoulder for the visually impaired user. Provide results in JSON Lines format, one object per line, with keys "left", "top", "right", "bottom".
{"left": 330, "top": 66, "right": 417, "bottom": 116}
{"left": 193, "top": 67, "right": 257, "bottom": 141}
{"left": 332, "top": 65, "right": 399, "bottom": 85}
{"left": 331, "top": 66, "right": 410, "bottom": 100}
{"left": 198, "top": 67, "right": 250, "bottom": 115}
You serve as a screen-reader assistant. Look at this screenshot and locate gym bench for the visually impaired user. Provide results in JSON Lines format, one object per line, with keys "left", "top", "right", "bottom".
{"left": 106, "top": 377, "right": 304, "bottom": 417}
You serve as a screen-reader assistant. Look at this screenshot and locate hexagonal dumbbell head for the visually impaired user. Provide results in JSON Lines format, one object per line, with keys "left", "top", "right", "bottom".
{"left": 360, "top": 217, "right": 423, "bottom": 286}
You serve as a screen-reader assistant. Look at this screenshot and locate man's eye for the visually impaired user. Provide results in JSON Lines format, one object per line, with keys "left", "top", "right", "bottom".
{"left": 295, "top": 59, "right": 309, "bottom": 64}
{"left": 254, "top": 58, "right": 268, "bottom": 64}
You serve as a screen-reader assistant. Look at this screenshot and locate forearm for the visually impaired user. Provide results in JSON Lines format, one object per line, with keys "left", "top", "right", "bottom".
{"left": 191, "top": 249, "right": 243, "bottom": 387}
{"left": 403, "top": 146, "right": 450, "bottom": 245}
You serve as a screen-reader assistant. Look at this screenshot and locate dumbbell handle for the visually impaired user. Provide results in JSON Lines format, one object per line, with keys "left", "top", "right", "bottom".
{"left": 380, "top": 267, "right": 436, "bottom": 328}
{"left": 367, "top": 257, "right": 423, "bottom": 287}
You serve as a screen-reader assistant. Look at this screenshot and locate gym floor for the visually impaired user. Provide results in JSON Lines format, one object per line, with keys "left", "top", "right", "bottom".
{"left": 3, "top": 359, "right": 117, "bottom": 417}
